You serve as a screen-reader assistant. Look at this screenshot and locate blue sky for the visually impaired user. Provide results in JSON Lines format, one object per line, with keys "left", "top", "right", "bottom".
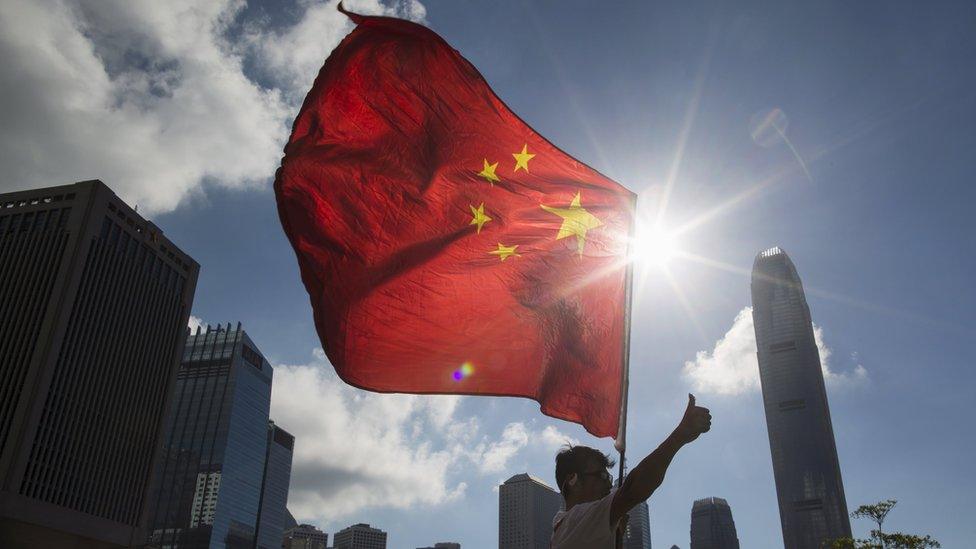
{"left": 2, "top": 0, "right": 975, "bottom": 546}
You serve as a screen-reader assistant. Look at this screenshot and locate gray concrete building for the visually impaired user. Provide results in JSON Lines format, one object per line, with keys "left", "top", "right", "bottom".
{"left": 498, "top": 473, "right": 561, "bottom": 549}
{"left": 689, "top": 497, "right": 739, "bottom": 549}
{"left": 0, "top": 180, "right": 199, "bottom": 548}
{"left": 284, "top": 523, "right": 328, "bottom": 549}
{"left": 751, "top": 247, "right": 852, "bottom": 548}
{"left": 333, "top": 523, "right": 387, "bottom": 549}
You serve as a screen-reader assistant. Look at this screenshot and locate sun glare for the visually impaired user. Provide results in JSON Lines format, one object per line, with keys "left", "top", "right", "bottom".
{"left": 633, "top": 225, "right": 677, "bottom": 268}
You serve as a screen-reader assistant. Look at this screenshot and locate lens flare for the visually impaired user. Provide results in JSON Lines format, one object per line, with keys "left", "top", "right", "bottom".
{"left": 452, "top": 361, "right": 475, "bottom": 381}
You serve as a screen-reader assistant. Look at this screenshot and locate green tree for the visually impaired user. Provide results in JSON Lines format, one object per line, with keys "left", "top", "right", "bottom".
{"left": 853, "top": 500, "right": 897, "bottom": 543}
{"left": 825, "top": 499, "right": 939, "bottom": 549}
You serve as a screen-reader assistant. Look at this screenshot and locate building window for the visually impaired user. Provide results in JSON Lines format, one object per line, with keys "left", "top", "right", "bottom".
{"left": 778, "top": 399, "right": 806, "bottom": 411}
{"left": 769, "top": 340, "right": 797, "bottom": 353}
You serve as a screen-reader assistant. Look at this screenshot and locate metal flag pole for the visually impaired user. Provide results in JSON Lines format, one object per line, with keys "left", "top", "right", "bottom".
{"left": 615, "top": 195, "right": 637, "bottom": 549}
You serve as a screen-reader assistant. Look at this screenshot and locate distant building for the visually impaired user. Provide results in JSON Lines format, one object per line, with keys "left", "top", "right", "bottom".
{"left": 284, "top": 508, "right": 299, "bottom": 531}
{"left": 146, "top": 324, "right": 289, "bottom": 548}
{"left": 498, "top": 473, "right": 562, "bottom": 549}
{"left": 0, "top": 180, "right": 198, "bottom": 547}
{"left": 333, "top": 523, "right": 387, "bottom": 549}
{"left": 256, "top": 421, "right": 295, "bottom": 549}
{"left": 416, "top": 543, "right": 461, "bottom": 549}
{"left": 689, "top": 497, "right": 739, "bottom": 549}
{"left": 285, "top": 523, "right": 328, "bottom": 549}
{"left": 623, "top": 500, "right": 651, "bottom": 549}
{"left": 752, "top": 247, "right": 852, "bottom": 547}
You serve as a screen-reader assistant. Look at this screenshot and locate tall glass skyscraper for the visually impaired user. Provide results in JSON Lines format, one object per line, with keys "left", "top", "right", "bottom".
{"left": 751, "top": 247, "right": 851, "bottom": 548}
{"left": 689, "top": 497, "right": 739, "bottom": 549}
{"left": 623, "top": 500, "right": 651, "bottom": 549}
{"left": 147, "top": 323, "right": 289, "bottom": 549}
{"left": 255, "top": 421, "right": 294, "bottom": 549}
{"left": 0, "top": 180, "right": 198, "bottom": 547}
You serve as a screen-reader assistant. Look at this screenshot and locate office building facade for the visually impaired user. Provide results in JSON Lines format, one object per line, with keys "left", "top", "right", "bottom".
{"left": 751, "top": 247, "right": 852, "bottom": 547}
{"left": 147, "top": 324, "right": 278, "bottom": 548}
{"left": 255, "top": 421, "right": 294, "bottom": 549}
{"left": 689, "top": 497, "right": 739, "bottom": 549}
{"left": 623, "top": 500, "right": 651, "bottom": 549}
{"left": 284, "top": 523, "right": 328, "bottom": 549}
{"left": 0, "top": 180, "right": 199, "bottom": 547}
{"left": 498, "top": 473, "right": 562, "bottom": 549}
{"left": 333, "top": 523, "right": 387, "bottom": 549}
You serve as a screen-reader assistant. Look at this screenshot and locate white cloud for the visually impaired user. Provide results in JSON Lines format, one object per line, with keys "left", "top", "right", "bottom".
{"left": 270, "top": 347, "right": 572, "bottom": 526}
{"left": 683, "top": 307, "right": 761, "bottom": 395}
{"left": 683, "top": 306, "right": 868, "bottom": 395}
{"left": 815, "top": 328, "right": 870, "bottom": 387}
{"left": 243, "top": 0, "right": 426, "bottom": 104}
{"left": 187, "top": 315, "right": 206, "bottom": 333}
{"left": 0, "top": 0, "right": 425, "bottom": 214}
{"left": 540, "top": 424, "right": 580, "bottom": 451}
{"left": 474, "top": 422, "right": 528, "bottom": 474}
{"left": 270, "top": 352, "right": 464, "bottom": 524}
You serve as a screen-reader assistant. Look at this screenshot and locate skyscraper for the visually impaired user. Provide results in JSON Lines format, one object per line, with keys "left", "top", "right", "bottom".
{"left": 147, "top": 324, "right": 286, "bottom": 548}
{"left": 689, "top": 497, "right": 739, "bottom": 549}
{"left": 751, "top": 247, "right": 852, "bottom": 548}
{"left": 623, "top": 500, "right": 651, "bottom": 549}
{"left": 498, "top": 473, "right": 562, "bottom": 549}
{"left": 255, "top": 421, "right": 295, "bottom": 549}
{"left": 333, "top": 523, "right": 387, "bottom": 549}
{"left": 0, "top": 180, "right": 199, "bottom": 547}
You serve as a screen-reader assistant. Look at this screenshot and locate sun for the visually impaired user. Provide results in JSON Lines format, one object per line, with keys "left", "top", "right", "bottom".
{"left": 633, "top": 224, "right": 677, "bottom": 268}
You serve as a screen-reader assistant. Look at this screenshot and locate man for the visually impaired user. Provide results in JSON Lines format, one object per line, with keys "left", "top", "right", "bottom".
{"left": 551, "top": 394, "right": 712, "bottom": 548}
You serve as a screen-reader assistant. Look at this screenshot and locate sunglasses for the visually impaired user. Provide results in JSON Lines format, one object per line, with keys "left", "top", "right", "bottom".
{"left": 579, "top": 469, "right": 613, "bottom": 484}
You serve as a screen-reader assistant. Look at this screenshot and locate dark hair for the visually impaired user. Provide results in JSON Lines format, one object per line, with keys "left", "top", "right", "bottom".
{"left": 554, "top": 444, "right": 615, "bottom": 494}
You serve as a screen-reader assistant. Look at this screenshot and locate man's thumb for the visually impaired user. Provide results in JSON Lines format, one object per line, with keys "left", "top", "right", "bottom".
{"left": 687, "top": 393, "right": 696, "bottom": 409}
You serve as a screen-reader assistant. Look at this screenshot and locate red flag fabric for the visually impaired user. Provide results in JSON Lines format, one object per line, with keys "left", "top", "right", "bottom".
{"left": 275, "top": 8, "right": 635, "bottom": 438}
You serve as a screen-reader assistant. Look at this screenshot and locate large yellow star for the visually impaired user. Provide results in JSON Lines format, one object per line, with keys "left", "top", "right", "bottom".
{"left": 478, "top": 159, "right": 500, "bottom": 184}
{"left": 512, "top": 144, "right": 536, "bottom": 172}
{"left": 540, "top": 192, "right": 603, "bottom": 257}
{"left": 469, "top": 203, "right": 492, "bottom": 234}
{"left": 489, "top": 243, "right": 520, "bottom": 261}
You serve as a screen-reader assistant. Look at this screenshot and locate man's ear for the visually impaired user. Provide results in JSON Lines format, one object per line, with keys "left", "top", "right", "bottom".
{"left": 567, "top": 473, "right": 578, "bottom": 487}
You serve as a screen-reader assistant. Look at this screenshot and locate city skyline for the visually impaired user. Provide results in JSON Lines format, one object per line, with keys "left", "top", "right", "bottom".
{"left": 1, "top": 0, "right": 974, "bottom": 547}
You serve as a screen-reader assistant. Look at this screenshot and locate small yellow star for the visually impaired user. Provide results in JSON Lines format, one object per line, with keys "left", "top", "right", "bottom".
{"left": 540, "top": 191, "right": 603, "bottom": 257}
{"left": 478, "top": 159, "right": 500, "bottom": 184}
{"left": 469, "top": 203, "right": 492, "bottom": 234}
{"left": 489, "top": 243, "right": 520, "bottom": 261}
{"left": 513, "top": 144, "right": 536, "bottom": 172}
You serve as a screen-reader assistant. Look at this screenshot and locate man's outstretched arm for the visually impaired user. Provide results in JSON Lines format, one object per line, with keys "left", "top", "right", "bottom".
{"left": 609, "top": 394, "right": 711, "bottom": 527}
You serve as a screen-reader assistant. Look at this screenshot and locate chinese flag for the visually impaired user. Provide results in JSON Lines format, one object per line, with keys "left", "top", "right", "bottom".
{"left": 275, "top": 7, "right": 635, "bottom": 438}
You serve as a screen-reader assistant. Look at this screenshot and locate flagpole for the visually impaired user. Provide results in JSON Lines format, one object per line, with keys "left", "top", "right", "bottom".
{"left": 615, "top": 196, "right": 637, "bottom": 549}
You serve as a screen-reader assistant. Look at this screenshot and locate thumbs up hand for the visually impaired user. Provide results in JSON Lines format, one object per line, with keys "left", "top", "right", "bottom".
{"left": 674, "top": 393, "right": 712, "bottom": 444}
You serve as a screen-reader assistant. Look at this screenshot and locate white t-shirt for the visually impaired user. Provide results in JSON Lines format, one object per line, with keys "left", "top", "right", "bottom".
{"left": 550, "top": 488, "right": 618, "bottom": 549}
